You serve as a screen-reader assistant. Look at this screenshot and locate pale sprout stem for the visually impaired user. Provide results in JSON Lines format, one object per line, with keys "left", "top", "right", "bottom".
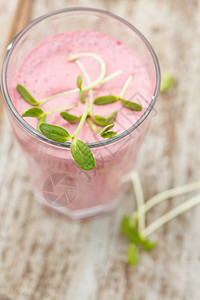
{"left": 75, "top": 59, "right": 91, "bottom": 86}
{"left": 37, "top": 52, "right": 123, "bottom": 140}
{"left": 102, "top": 70, "right": 123, "bottom": 84}
{"left": 121, "top": 172, "right": 133, "bottom": 183}
{"left": 46, "top": 105, "right": 76, "bottom": 116}
{"left": 68, "top": 52, "right": 106, "bottom": 91}
{"left": 122, "top": 171, "right": 200, "bottom": 237}
{"left": 119, "top": 76, "right": 133, "bottom": 98}
{"left": 75, "top": 59, "right": 93, "bottom": 115}
{"left": 38, "top": 69, "right": 122, "bottom": 107}
{"left": 87, "top": 118, "right": 100, "bottom": 134}
{"left": 71, "top": 99, "right": 89, "bottom": 139}
{"left": 38, "top": 88, "right": 79, "bottom": 106}
{"left": 143, "top": 180, "right": 200, "bottom": 213}
{"left": 130, "top": 172, "right": 145, "bottom": 232}
{"left": 142, "top": 194, "right": 200, "bottom": 237}
{"left": 38, "top": 48, "right": 122, "bottom": 108}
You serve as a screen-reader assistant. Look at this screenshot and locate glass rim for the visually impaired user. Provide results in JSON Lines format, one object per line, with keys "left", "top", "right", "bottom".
{"left": 1, "top": 7, "right": 160, "bottom": 149}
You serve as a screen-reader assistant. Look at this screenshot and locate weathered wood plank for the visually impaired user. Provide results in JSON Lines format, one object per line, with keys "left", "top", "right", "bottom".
{"left": 0, "top": 0, "right": 19, "bottom": 59}
{"left": 0, "top": 0, "right": 33, "bottom": 125}
{"left": 1, "top": 0, "right": 200, "bottom": 299}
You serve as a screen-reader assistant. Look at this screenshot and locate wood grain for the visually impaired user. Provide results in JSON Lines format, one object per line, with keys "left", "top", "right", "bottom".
{"left": 1, "top": 0, "right": 200, "bottom": 299}
{"left": 0, "top": 0, "right": 32, "bottom": 124}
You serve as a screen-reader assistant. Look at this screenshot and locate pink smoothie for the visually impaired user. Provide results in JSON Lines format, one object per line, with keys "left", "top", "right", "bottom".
{"left": 13, "top": 31, "right": 153, "bottom": 143}
{"left": 11, "top": 31, "right": 154, "bottom": 217}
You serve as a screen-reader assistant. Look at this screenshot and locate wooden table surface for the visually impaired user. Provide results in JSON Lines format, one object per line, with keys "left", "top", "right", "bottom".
{"left": 1, "top": 1, "right": 200, "bottom": 299}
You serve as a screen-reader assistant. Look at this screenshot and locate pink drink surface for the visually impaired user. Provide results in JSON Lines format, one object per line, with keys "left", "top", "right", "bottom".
{"left": 13, "top": 31, "right": 153, "bottom": 142}
{"left": 12, "top": 31, "right": 154, "bottom": 215}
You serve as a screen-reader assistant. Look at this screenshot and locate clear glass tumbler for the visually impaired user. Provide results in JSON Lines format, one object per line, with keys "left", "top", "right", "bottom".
{"left": 1, "top": 8, "right": 160, "bottom": 219}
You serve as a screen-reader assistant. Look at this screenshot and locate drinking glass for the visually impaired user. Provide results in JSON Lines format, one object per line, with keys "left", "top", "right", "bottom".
{"left": 1, "top": 8, "right": 160, "bottom": 219}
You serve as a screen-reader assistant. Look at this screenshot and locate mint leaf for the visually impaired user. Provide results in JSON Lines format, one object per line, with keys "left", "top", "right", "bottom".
{"left": 101, "top": 131, "right": 117, "bottom": 138}
{"left": 94, "top": 95, "right": 119, "bottom": 105}
{"left": 70, "top": 139, "right": 95, "bottom": 171}
{"left": 160, "top": 71, "right": 176, "bottom": 92}
{"left": 16, "top": 84, "right": 39, "bottom": 106}
{"left": 127, "top": 244, "right": 139, "bottom": 265}
{"left": 60, "top": 111, "right": 81, "bottom": 123}
{"left": 120, "top": 99, "right": 142, "bottom": 111}
{"left": 37, "top": 114, "right": 46, "bottom": 132}
{"left": 22, "top": 107, "right": 45, "bottom": 118}
{"left": 39, "top": 123, "right": 71, "bottom": 143}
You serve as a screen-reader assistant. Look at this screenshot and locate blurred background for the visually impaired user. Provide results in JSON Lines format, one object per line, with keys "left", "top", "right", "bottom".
{"left": 0, "top": 1, "right": 200, "bottom": 299}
